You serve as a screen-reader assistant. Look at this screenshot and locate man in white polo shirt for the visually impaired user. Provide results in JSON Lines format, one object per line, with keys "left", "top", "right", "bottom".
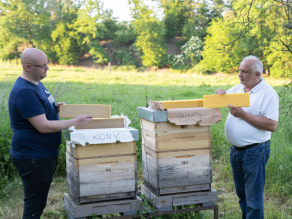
{"left": 215, "top": 56, "right": 279, "bottom": 219}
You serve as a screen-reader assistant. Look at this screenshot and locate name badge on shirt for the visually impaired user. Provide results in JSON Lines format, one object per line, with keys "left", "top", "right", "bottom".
{"left": 44, "top": 90, "right": 55, "bottom": 104}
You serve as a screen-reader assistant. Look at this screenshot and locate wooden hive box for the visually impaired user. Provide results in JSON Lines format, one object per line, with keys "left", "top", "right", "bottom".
{"left": 140, "top": 118, "right": 212, "bottom": 196}
{"left": 66, "top": 141, "right": 137, "bottom": 204}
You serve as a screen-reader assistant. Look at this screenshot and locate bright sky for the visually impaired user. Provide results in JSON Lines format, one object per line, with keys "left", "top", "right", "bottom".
{"left": 101, "top": 0, "right": 162, "bottom": 22}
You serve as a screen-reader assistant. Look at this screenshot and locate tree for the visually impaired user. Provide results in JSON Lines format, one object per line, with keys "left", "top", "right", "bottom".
{"left": 202, "top": 0, "right": 292, "bottom": 77}
{"left": 130, "top": 0, "right": 168, "bottom": 67}
{"left": 201, "top": 0, "right": 277, "bottom": 74}
{"left": 50, "top": 0, "right": 121, "bottom": 65}
{"left": 156, "top": 0, "right": 189, "bottom": 41}
{"left": 0, "top": 0, "right": 52, "bottom": 61}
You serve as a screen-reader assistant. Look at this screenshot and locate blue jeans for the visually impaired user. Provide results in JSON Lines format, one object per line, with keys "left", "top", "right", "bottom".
{"left": 12, "top": 156, "right": 58, "bottom": 219}
{"left": 230, "top": 142, "right": 270, "bottom": 219}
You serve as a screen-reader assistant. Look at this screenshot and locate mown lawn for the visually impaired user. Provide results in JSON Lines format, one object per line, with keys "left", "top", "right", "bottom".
{"left": 0, "top": 64, "right": 291, "bottom": 218}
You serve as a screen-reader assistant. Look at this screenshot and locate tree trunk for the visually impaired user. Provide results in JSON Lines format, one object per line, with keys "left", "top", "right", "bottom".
{"left": 108, "top": 62, "right": 111, "bottom": 73}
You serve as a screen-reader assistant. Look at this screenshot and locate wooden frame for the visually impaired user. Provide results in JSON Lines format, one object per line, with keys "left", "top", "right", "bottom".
{"left": 59, "top": 104, "right": 111, "bottom": 118}
{"left": 75, "top": 118, "right": 124, "bottom": 129}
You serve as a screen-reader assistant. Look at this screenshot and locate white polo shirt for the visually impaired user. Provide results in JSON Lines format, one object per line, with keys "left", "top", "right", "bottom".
{"left": 225, "top": 78, "right": 279, "bottom": 147}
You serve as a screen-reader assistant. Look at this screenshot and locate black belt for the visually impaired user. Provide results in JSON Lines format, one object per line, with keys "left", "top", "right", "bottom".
{"left": 233, "top": 140, "right": 270, "bottom": 151}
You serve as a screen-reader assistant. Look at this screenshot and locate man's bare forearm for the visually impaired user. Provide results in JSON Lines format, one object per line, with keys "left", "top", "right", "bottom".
{"left": 241, "top": 113, "right": 277, "bottom": 132}
{"left": 41, "top": 119, "right": 79, "bottom": 133}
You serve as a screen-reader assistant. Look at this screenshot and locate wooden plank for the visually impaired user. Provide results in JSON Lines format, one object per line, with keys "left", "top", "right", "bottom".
{"left": 142, "top": 146, "right": 159, "bottom": 188}
{"left": 80, "top": 192, "right": 135, "bottom": 203}
{"left": 142, "top": 145, "right": 212, "bottom": 193}
{"left": 158, "top": 149, "right": 212, "bottom": 188}
{"left": 143, "top": 178, "right": 210, "bottom": 196}
{"left": 75, "top": 118, "right": 124, "bottom": 129}
{"left": 67, "top": 141, "right": 136, "bottom": 159}
{"left": 66, "top": 141, "right": 76, "bottom": 159}
{"left": 203, "top": 93, "right": 250, "bottom": 108}
{"left": 141, "top": 185, "right": 218, "bottom": 208}
{"left": 93, "top": 203, "right": 131, "bottom": 215}
{"left": 66, "top": 152, "right": 80, "bottom": 200}
{"left": 160, "top": 184, "right": 210, "bottom": 195}
{"left": 64, "top": 193, "right": 142, "bottom": 217}
{"left": 78, "top": 155, "right": 136, "bottom": 197}
{"left": 64, "top": 193, "right": 92, "bottom": 218}
{"left": 141, "top": 185, "right": 172, "bottom": 208}
{"left": 59, "top": 104, "right": 111, "bottom": 118}
{"left": 160, "top": 99, "right": 204, "bottom": 109}
{"left": 172, "top": 188, "right": 218, "bottom": 206}
{"left": 140, "top": 119, "right": 208, "bottom": 135}
{"left": 142, "top": 129, "right": 210, "bottom": 151}
{"left": 90, "top": 196, "right": 142, "bottom": 215}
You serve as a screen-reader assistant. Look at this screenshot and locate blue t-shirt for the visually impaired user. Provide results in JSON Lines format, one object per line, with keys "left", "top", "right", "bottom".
{"left": 9, "top": 77, "right": 61, "bottom": 160}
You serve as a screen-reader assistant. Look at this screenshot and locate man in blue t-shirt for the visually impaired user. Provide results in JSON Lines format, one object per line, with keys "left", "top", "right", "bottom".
{"left": 9, "top": 48, "right": 92, "bottom": 219}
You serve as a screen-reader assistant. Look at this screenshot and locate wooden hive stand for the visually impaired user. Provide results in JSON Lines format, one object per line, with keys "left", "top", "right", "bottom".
{"left": 64, "top": 193, "right": 142, "bottom": 219}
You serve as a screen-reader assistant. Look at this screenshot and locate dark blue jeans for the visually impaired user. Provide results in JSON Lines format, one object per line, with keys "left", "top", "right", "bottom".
{"left": 230, "top": 142, "right": 270, "bottom": 219}
{"left": 12, "top": 156, "right": 58, "bottom": 219}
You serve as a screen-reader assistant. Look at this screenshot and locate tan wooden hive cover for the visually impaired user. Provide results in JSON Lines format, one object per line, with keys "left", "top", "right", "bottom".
{"left": 59, "top": 104, "right": 111, "bottom": 118}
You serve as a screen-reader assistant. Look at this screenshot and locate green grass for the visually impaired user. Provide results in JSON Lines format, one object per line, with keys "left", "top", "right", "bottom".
{"left": 0, "top": 64, "right": 291, "bottom": 218}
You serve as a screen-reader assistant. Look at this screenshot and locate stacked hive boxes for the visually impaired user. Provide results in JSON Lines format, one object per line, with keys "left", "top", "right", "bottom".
{"left": 61, "top": 105, "right": 139, "bottom": 205}
{"left": 66, "top": 139, "right": 138, "bottom": 204}
{"left": 138, "top": 106, "right": 221, "bottom": 197}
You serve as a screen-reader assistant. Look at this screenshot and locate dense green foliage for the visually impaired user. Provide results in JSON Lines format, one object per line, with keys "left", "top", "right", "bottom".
{"left": 0, "top": 0, "right": 292, "bottom": 74}
{"left": 201, "top": 0, "right": 292, "bottom": 78}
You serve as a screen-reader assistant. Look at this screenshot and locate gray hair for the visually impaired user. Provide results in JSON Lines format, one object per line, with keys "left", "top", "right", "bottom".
{"left": 242, "top": 55, "right": 263, "bottom": 76}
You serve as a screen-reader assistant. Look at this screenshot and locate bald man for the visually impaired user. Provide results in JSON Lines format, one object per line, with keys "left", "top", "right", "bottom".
{"left": 9, "top": 48, "right": 92, "bottom": 219}
{"left": 215, "top": 56, "right": 279, "bottom": 219}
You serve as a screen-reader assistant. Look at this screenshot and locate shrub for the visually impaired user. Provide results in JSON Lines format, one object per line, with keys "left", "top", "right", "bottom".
{"left": 112, "top": 49, "right": 137, "bottom": 66}
{"left": 168, "top": 36, "right": 203, "bottom": 69}
{"left": 0, "top": 82, "right": 15, "bottom": 190}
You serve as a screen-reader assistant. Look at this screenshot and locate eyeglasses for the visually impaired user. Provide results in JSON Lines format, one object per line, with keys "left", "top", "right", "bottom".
{"left": 21, "top": 60, "right": 50, "bottom": 69}
{"left": 29, "top": 61, "right": 50, "bottom": 69}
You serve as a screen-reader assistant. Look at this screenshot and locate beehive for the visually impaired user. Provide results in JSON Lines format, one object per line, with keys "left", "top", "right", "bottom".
{"left": 140, "top": 117, "right": 212, "bottom": 196}
{"left": 66, "top": 141, "right": 137, "bottom": 204}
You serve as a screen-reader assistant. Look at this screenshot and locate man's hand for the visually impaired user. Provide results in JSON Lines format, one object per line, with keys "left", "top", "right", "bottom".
{"left": 56, "top": 102, "right": 66, "bottom": 113}
{"left": 214, "top": 89, "right": 227, "bottom": 94}
{"left": 75, "top": 115, "right": 93, "bottom": 124}
{"left": 228, "top": 104, "right": 246, "bottom": 118}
